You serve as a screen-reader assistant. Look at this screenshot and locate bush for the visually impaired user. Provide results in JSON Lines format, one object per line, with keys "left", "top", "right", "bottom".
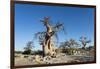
{"left": 32, "top": 50, "right": 43, "bottom": 55}
{"left": 24, "top": 55, "right": 29, "bottom": 58}
{"left": 22, "top": 49, "right": 32, "bottom": 55}
{"left": 61, "top": 48, "right": 78, "bottom": 55}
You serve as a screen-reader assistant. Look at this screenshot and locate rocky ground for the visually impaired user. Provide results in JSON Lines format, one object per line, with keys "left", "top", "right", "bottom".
{"left": 15, "top": 53, "right": 94, "bottom": 66}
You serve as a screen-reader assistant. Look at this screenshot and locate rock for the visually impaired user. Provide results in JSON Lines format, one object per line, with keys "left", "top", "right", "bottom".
{"left": 43, "top": 56, "right": 51, "bottom": 61}
{"left": 43, "top": 56, "right": 52, "bottom": 64}
{"left": 35, "top": 55, "right": 44, "bottom": 64}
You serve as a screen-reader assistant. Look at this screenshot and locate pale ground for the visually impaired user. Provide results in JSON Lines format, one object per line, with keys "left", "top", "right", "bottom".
{"left": 15, "top": 53, "right": 94, "bottom": 66}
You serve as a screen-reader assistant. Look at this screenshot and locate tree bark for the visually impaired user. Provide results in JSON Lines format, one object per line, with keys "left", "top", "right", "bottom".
{"left": 42, "top": 17, "right": 55, "bottom": 56}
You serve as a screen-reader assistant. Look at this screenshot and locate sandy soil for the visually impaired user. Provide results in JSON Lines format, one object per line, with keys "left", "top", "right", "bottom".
{"left": 15, "top": 54, "right": 94, "bottom": 66}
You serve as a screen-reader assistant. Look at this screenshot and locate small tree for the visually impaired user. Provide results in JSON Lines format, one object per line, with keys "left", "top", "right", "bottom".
{"left": 79, "top": 36, "right": 91, "bottom": 49}
{"left": 23, "top": 41, "right": 34, "bottom": 55}
{"left": 60, "top": 39, "right": 79, "bottom": 49}
{"left": 59, "top": 39, "right": 79, "bottom": 54}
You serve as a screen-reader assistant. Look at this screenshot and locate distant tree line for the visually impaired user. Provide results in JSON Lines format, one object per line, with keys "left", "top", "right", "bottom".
{"left": 59, "top": 36, "right": 91, "bottom": 49}
{"left": 15, "top": 36, "right": 93, "bottom": 55}
{"left": 58, "top": 36, "right": 94, "bottom": 55}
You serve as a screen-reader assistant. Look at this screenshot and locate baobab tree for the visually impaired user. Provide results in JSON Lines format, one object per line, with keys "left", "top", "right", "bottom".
{"left": 79, "top": 36, "right": 91, "bottom": 49}
{"left": 35, "top": 17, "right": 65, "bottom": 57}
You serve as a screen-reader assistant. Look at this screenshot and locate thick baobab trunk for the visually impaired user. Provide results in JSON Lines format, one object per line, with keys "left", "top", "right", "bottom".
{"left": 82, "top": 44, "right": 86, "bottom": 49}
{"left": 42, "top": 17, "right": 55, "bottom": 57}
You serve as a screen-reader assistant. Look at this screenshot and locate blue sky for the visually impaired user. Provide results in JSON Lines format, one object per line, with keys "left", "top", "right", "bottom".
{"left": 15, "top": 3, "right": 95, "bottom": 51}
